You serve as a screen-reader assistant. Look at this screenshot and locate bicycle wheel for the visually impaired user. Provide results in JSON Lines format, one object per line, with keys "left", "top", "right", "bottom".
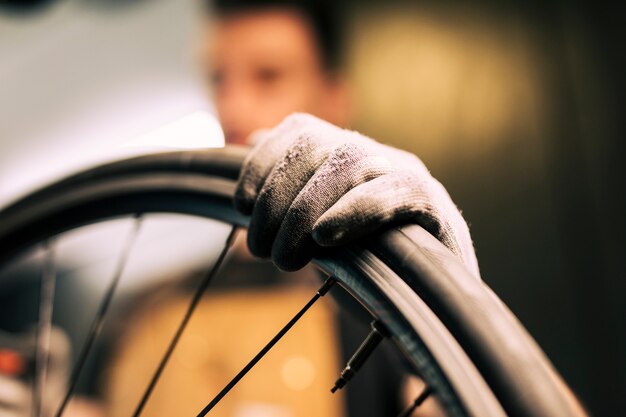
{"left": 0, "top": 146, "right": 584, "bottom": 417}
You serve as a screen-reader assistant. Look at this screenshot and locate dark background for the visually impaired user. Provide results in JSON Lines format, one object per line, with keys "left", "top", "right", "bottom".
{"left": 346, "top": 2, "right": 624, "bottom": 415}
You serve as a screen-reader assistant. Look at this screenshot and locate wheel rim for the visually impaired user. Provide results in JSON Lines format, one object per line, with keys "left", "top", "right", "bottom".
{"left": 0, "top": 147, "right": 583, "bottom": 417}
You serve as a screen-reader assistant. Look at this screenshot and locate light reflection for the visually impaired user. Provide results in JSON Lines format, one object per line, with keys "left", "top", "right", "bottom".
{"left": 124, "top": 111, "right": 224, "bottom": 150}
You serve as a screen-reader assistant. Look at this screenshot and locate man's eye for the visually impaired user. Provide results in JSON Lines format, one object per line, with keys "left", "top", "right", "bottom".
{"left": 210, "top": 71, "right": 223, "bottom": 86}
{"left": 255, "top": 68, "right": 281, "bottom": 84}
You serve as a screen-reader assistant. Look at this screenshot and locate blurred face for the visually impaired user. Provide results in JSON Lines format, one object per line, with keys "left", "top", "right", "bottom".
{"left": 204, "top": 9, "right": 349, "bottom": 145}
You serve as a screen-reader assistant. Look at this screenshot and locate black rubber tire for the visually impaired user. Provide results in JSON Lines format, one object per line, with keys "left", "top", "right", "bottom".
{"left": 0, "top": 147, "right": 585, "bottom": 417}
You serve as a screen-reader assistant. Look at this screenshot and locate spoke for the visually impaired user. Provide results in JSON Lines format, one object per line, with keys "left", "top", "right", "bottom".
{"left": 132, "top": 227, "right": 238, "bottom": 417}
{"left": 396, "top": 385, "right": 433, "bottom": 417}
{"left": 54, "top": 216, "right": 143, "bottom": 417}
{"left": 33, "top": 240, "right": 57, "bottom": 417}
{"left": 196, "top": 276, "right": 336, "bottom": 417}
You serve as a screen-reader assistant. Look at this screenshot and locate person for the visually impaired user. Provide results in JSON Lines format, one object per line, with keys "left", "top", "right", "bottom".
{"left": 204, "top": 0, "right": 351, "bottom": 144}
{"left": 201, "top": 0, "right": 476, "bottom": 275}
{"left": 103, "top": 1, "right": 477, "bottom": 416}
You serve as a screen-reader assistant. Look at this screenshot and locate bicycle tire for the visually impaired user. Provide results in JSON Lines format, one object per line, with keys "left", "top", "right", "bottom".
{"left": 0, "top": 146, "right": 584, "bottom": 417}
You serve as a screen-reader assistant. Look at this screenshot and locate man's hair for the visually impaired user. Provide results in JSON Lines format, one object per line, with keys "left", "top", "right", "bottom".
{"left": 207, "top": 0, "right": 347, "bottom": 73}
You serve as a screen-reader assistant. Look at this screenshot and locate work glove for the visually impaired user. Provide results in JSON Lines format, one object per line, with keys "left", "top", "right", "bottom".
{"left": 234, "top": 113, "right": 479, "bottom": 277}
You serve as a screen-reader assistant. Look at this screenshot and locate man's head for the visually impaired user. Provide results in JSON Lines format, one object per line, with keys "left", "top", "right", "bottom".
{"left": 203, "top": 0, "right": 350, "bottom": 145}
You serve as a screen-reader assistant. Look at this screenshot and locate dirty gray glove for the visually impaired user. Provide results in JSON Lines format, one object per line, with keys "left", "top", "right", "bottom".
{"left": 234, "top": 113, "right": 480, "bottom": 276}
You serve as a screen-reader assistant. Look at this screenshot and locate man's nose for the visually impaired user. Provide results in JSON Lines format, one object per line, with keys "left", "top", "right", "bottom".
{"left": 217, "top": 86, "right": 260, "bottom": 144}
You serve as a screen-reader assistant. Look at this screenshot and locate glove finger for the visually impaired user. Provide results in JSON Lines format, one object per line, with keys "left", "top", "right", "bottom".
{"left": 234, "top": 116, "right": 307, "bottom": 214}
{"left": 247, "top": 135, "right": 336, "bottom": 257}
{"left": 235, "top": 113, "right": 348, "bottom": 215}
{"left": 246, "top": 115, "right": 370, "bottom": 258}
{"left": 426, "top": 178, "right": 480, "bottom": 276}
{"left": 312, "top": 171, "right": 441, "bottom": 243}
{"left": 271, "top": 143, "right": 392, "bottom": 271}
{"left": 313, "top": 172, "right": 480, "bottom": 275}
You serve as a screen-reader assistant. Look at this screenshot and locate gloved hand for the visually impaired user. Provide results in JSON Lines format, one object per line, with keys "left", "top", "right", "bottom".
{"left": 235, "top": 113, "right": 479, "bottom": 277}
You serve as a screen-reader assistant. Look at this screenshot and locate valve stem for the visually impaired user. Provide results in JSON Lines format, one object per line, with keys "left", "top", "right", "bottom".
{"left": 331, "top": 321, "right": 387, "bottom": 393}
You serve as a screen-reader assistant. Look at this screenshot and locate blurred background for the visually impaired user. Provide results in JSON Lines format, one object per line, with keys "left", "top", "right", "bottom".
{"left": 0, "top": 0, "right": 624, "bottom": 416}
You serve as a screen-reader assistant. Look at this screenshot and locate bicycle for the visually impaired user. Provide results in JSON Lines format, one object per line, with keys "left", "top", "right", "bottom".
{"left": 0, "top": 146, "right": 586, "bottom": 417}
